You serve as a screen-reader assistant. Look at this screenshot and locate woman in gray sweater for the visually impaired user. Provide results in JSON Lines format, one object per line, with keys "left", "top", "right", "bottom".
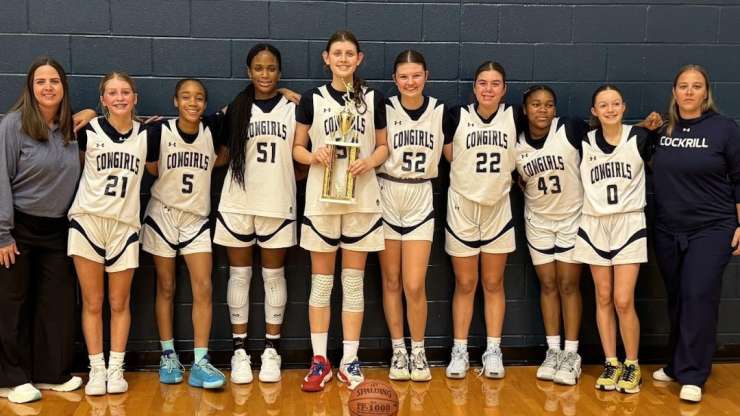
{"left": 0, "top": 57, "right": 85, "bottom": 403}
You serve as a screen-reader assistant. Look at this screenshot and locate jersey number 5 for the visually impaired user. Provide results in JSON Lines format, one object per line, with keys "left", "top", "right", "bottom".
{"left": 182, "top": 173, "right": 194, "bottom": 194}
{"left": 475, "top": 152, "right": 501, "bottom": 173}
{"left": 104, "top": 175, "right": 128, "bottom": 198}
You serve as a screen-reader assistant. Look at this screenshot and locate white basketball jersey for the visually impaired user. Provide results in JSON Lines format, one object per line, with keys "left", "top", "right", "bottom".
{"left": 516, "top": 117, "right": 583, "bottom": 219}
{"left": 581, "top": 125, "right": 646, "bottom": 216}
{"left": 450, "top": 104, "right": 517, "bottom": 206}
{"left": 69, "top": 117, "right": 148, "bottom": 227}
{"left": 304, "top": 85, "right": 382, "bottom": 215}
{"left": 378, "top": 96, "right": 444, "bottom": 179}
{"left": 219, "top": 96, "right": 297, "bottom": 219}
{"left": 150, "top": 119, "right": 215, "bottom": 217}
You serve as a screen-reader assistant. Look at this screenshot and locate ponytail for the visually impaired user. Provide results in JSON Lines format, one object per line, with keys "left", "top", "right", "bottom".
{"left": 227, "top": 84, "right": 255, "bottom": 188}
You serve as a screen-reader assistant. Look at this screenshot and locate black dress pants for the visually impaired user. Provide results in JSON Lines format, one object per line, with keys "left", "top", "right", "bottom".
{"left": 0, "top": 211, "right": 77, "bottom": 387}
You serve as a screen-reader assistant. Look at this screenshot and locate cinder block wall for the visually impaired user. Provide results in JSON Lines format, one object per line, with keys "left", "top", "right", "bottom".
{"left": 2, "top": 0, "right": 740, "bottom": 365}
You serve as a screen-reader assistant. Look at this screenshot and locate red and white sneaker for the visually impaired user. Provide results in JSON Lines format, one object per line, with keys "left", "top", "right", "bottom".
{"left": 301, "top": 355, "right": 333, "bottom": 392}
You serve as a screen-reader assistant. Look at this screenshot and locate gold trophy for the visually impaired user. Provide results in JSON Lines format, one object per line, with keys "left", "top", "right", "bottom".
{"left": 320, "top": 81, "right": 360, "bottom": 204}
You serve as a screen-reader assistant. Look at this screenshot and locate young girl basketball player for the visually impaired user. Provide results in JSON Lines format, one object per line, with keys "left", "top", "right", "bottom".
{"left": 140, "top": 79, "right": 226, "bottom": 389}
{"left": 515, "top": 85, "right": 588, "bottom": 386}
{"left": 444, "top": 61, "right": 523, "bottom": 380}
{"left": 293, "top": 30, "right": 388, "bottom": 392}
{"left": 573, "top": 85, "right": 653, "bottom": 394}
{"left": 68, "top": 72, "right": 160, "bottom": 396}
{"left": 213, "top": 44, "right": 297, "bottom": 384}
{"left": 379, "top": 50, "right": 444, "bottom": 382}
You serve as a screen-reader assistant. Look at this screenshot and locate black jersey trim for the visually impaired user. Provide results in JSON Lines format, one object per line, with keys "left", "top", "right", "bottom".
{"left": 382, "top": 211, "right": 435, "bottom": 236}
{"left": 179, "top": 221, "right": 211, "bottom": 249}
{"left": 70, "top": 219, "right": 106, "bottom": 258}
{"left": 144, "top": 216, "right": 211, "bottom": 251}
{"left": 216, "top": 212, "right": 256, "bottom": 242}
{"left": 445, "top": 218, "right": 514, "bottom": 248}
{"left": 576, "top": 227, "right": 647, "bottom": 260}
{"left": 105, "top": 232, "right": 139, "bottom": 267}
{"left": 144, "top": 216, "right": 178, "bottom": 250}
{"left": 526, "top": 241, "right": 574, "bottom": 255}
{"left": 340, "top": 217, "right": 384, "bottom": 244}
{"left": 256, "top": 219, "right": 295, "bottom": 243}
{"left": 301, "top": 217, "right": 340, "bottom": 247}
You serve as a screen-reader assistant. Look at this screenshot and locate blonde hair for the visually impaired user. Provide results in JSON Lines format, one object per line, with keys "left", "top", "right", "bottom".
{"left": 99, "top": 71, "right": 138, "bottom": 120}
{"left": 666, "top": 64, "right": 717, "bottom": 135}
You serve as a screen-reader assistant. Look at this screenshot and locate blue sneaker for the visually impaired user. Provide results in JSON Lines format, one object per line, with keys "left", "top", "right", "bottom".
{"left": 189, "top": 356, "right": 226, "bottom": 389}
{"left": 159, "top": 350, "right": 184, "bottom": 384}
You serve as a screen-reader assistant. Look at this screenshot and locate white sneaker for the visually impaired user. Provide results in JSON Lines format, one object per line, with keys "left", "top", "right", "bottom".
{"left": 2, "top": 383, "right": 42, "bottom": 404}
{"left": 85, "top": 365, "right": 107, "bottom": 396}
{"left": 536, "top": 349, "right": 561, "bottom": 381}
{"left": 106, "top": 364, "right": 128, "bottom": 394}
{"left": 338, "top": 357, "right": 365, "bottom": 390}
{"left": 480, "top": 347, "right": 505, "bottom": 379}
{"left": 259, "top": 348, "right": 282, "bottom": 383}
{"left": 652, "top": 368, "right": 675, "bottom": 382}
{"left": 553, "top": 352, "right": 581, "bottom": 386}
{"left": 389, "top": 349, "right": 411, "bottom": 381}
{"left": 231, "top": 349, "right": 253, "bottom": 384}
{"left": 680, "top": 385, "right": 702, "bottom": 402}
{"left": 445, "top": 345, "right": 469, "bottom": 379}
{"left": 410, "top": 349, "right": 432, "bottom": 382}
{"left": 36, "top": 376, "right": 83, "bottom": 392}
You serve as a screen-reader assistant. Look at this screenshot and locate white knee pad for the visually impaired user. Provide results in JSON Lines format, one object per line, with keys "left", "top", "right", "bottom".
{"left": 341, "top": 268, "right": 364, "bottom": 312}
{"left": 227, "top": 266, "right": 252, "bottom": 325}
{"left": 263, "top": 267, "right": 287, "bottom": 325}
{"left": 309, "top": 273, "right": 334, "bottom": 308}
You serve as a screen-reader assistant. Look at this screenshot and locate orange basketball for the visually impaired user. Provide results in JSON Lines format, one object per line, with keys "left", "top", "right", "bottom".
{"left": 348, "top": 379, "right": 399, "bottom": 416}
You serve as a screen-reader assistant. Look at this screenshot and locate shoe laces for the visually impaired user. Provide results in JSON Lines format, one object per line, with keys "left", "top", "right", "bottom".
{"left": 309, "top": 360, "right": 326, "bottom": 377}
{"left": 263, "top": 348, "right": 279, "bottom": 361}
{"left": 560, "top": 352, "right": 577, "bottom": 371}
{"left": 602, "top": 362, "right": 619, "bottom": 379}
{"left": 108, "top": 364, "right": 125, "bottom": 380}
{"left": 477, "top": 348, "right": 501, "bottom": 376}
{"left": 161, "top": 352, "right": 184, "bottom": 374}
{"left": 197, "top": 358, "right": 225, "bottom": 378}
{"left": 412, "top": 350, "right": 428, "bottom": 370}
{"left": 542, "top": 349, "right": 561, "bottom": 368}
{"left": 450, "top": 347, "right": 468, "bottom": 363}
{"left": 621, "top": 364, "right": 638, "bottom": 383}
{"left": 392, "top": 350, "right": 408, "bottom": 370}
{"left": 345, "top": 360, "right": 363, "bottom": 377}
{"left": 89, "top": 365, "right": 106, "bottom": 381}
{"left": 235, "top": 349, "right": 251, "bottom": 365}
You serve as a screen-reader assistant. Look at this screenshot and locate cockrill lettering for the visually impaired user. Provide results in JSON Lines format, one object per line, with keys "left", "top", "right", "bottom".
{"left": 659, "top": 136, "right": 709, "bottom": 149}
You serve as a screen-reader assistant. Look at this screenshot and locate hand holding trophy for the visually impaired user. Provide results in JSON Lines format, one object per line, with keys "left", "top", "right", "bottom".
{"left": 320, "top": 80, "right": 361, "bottom": 204}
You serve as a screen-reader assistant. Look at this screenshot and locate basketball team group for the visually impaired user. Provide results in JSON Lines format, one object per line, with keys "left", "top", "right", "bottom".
{"left": 1, "top": 30, "right": 738, "bottom": 406}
